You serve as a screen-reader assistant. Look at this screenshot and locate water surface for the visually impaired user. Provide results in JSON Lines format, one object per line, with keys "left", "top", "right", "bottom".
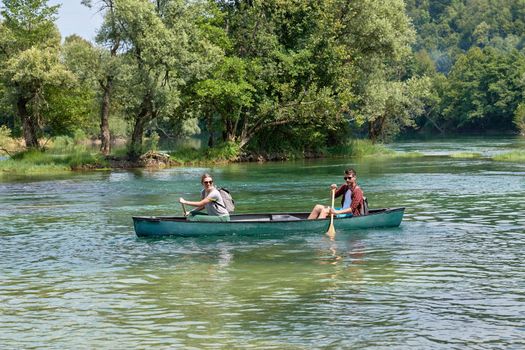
{"left": 1, "top": 137, "right": 524, "bottom": 349}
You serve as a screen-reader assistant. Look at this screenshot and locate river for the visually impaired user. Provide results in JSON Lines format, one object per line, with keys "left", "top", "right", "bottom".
{"left": 1, "top": 137, "right": 524, "bottom": 349}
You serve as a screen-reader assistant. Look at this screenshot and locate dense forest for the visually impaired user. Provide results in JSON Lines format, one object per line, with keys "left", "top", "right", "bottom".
{"left": 1, "top": 0, "right": 524, "bottom": 159}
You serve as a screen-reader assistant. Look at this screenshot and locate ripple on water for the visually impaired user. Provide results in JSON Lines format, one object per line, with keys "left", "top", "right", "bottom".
{"left": 1, "top": 149, "right": 525, "bottom": 348}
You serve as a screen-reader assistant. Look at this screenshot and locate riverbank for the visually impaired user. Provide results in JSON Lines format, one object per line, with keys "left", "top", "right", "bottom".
{"left": 0, "top": 140, "right": 417, "bottom": 175}
{"left": 1, "top": 138, "right": 524, "bottom": 176}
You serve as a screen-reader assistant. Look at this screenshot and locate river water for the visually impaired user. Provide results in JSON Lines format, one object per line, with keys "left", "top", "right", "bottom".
{"left": 1, "top": 137, "right": 524, "bottom": 349}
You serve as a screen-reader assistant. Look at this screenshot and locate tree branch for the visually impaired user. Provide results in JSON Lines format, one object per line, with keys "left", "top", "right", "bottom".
{"left": 0, "top": 147, "right": 14, "bottom": 157}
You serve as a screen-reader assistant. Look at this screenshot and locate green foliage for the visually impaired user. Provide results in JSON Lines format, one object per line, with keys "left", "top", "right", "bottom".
{"left": 100, "top": 0, "right": 213, "bottom": 157}
{"left": 359, "top": 76, "right": 433, "bottom": 142}
{"left": 0, "top": 0, "right": 76, "bottom": 148}
{"left": 329, "top": 139, "right": 396, "bottom": 158}
{"left": 0, "top": 125, "right": 16, "bottom": 154}
{"left": 0, "top": 157, "right": 70, "bottom": 174}
{"left": 110, "top": 114, "right": 130, "bottom": 139}
{"left": 406, "top": 0, "right": 525, "bottom": 72}
{"left": 449, "top": 152, "right": 483, "bottom": 158}
{"left": 144, "top": 131, "right": 159, "bottom": 151}
{"left": 186, "top": 0, "right": 416, "bottom": 151}
{"left": 443, "top": 47, "right": 525, "bottom": 131}
{"left": 328, "top": 139, "right": 423, "bottom": 158}
{"left": 1, "top": 141, "right": 108, "bottom": 175}
{"left": 5, "top": 0, "right": 525, "bottom": 169}
{"left": 513, "top": 103, "right": 525, "bottom": 134}
{"left": 170, "top": 141, "right": 240, "bottom": 164}
{"left": 492, "top": 150, "right": 525, "bottom": 162}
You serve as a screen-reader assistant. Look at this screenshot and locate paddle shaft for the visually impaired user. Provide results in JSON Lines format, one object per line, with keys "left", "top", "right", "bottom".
{"left": 181, "top": 202, "right": 188, "bottom": 217}
{"left": 326, "top": 189, "right": 336, "bottom": 237}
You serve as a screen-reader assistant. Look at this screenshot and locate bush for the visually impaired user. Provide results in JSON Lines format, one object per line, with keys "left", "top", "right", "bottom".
{"left": 328, "top": 139, "right": 423, "bottom": 158}
{"left": 206, "top": 141, "right": 240, "bottom": 161}
{"left": 144, "top": 131, "right": 160, "bottom": 151}
{"left": 0, "top": 125, "right": 21, "bottom": 155}
{"left": 170, "top": 141, "right": 241, "bottom": 164}
{"left": 1, "top": 148, "right": 108, "bottom": 175}
{"left": 329, "top": 139, "right": 395, "bottom": 157}
{"left": 514, "top": 103, "right": 525, "bottom": 135}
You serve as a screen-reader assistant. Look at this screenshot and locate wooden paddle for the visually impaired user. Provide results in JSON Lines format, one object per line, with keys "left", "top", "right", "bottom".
{"left": 181, "top": 202, "right": 188, "bottom": 217}
{"left": 326, "top": 188, "right": 336, "bottom": 238}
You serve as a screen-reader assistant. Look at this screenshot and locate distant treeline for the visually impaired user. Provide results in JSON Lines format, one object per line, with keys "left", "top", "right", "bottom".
{"left": 1, "top": 0, "right": 524, "bottom": 158}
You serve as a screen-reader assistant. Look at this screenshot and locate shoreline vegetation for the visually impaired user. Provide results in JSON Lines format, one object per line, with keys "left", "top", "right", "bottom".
{"left": 1, "top": 136, "right": 523, "bottom": 176}
{"left": 2, "top": 1, "right": 525, "bottom": 177}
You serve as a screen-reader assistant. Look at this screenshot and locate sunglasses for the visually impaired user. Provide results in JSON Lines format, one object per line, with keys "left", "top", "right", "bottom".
{"left": 203, "top": 180, "right": 213, "bottom": 184}
{"left": 344, "top": 176, "right": 354, "bottom": 180}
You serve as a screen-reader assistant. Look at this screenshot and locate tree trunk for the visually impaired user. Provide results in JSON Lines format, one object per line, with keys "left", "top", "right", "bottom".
{"left": 100, "top": 80, "right": 112, "bottom": 156}
{"left": 98, "top": 2, "right": 120, "bottom": 156}
{"left": 128, "top": 98, "right": 152, "bottom": 159}
{"left": 368, "top": 121, "right": 377, "bottom": 144}
{"left": 129, "top": 118, "right": 145, "bottom": 160}
{"left": 224, "top": 118, "right": 235, "bottom": 142}
{"left": 207, "top": 112, "right": 214, "bottom": 147}
{"left": 368, "top": 115, "right": 386, "bottom": 144}
{"left": 17, "top": 97, "right": 39, "bottom": 149}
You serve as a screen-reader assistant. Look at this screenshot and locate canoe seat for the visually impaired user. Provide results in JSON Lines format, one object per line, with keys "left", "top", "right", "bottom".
{"left": 271, "top": 214, "right": 301, "bottom": 221}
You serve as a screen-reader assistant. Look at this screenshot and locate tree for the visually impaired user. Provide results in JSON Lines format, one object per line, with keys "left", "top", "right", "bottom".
{"left": 443, "top": 47, "right": 525, "bottom": 131}
{"left": 193, "top": 0, "right": 416, "bottom": 151}
{"left": 514, "top": 103, "right": 525, "bottom": 135}
{"left": 58, "top": 35, "right": 100, "bottom": 136}
{"left": 0, "top": 0, "right": 74, "bottom": 148}
{"left": 107, "top": 0, "right": 193, "bottom": 158}
{"left": 82, "top": 0, "right": 122, "bottom": 155}
{"left": 358, "top": 76, "right": 433, "bottom": 142}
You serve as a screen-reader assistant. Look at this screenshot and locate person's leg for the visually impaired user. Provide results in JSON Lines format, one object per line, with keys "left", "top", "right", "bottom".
{"left": 308, "top": 204, "right": 329, "bottom": 220}
{"left": 187, "top": 211, "right": 207, "bottom": 221}
{"left": 317, "top": 206, "right": 330, "bottom": 219}
{"left": 189, "top": 214, "right": 230, "bottom": 222}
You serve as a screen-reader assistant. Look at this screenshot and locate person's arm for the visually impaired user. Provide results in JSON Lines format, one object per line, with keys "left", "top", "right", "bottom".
{"left": 330, "top": 206, "right": 353, "bottom": 215}
{"left": 179, "top": 197, "right": 212, "bottom": 208}
{"left": 333, "top": 184, "right": 345, "bottom": 198}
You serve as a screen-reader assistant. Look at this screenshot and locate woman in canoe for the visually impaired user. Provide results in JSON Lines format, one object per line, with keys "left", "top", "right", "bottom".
{"left": 179, "top": 173, "right": 230, "bottom": 222}
{"left": 307, "top": 168, "right": 364, "bottom": 220}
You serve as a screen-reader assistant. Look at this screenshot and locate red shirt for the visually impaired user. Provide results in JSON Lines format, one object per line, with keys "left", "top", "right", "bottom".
{"left": 334, "top": 184, "right": 364, "bottom": 216}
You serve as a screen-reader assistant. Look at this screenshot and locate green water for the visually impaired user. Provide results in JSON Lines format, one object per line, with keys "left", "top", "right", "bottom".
{"left": 1, "top": 137, "right": 524, "bottom": 349}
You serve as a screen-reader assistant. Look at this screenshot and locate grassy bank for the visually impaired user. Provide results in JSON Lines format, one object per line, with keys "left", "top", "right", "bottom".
{"left": 449, "top": 152, "right": 483, "bottom": 158}
{"left": 169, "top": 142, "right": 241, "bottom": 164}
{"left": 1, "top": 138, "right": 423, "bottom": 175}
{"left": 0, "top": 149, "right": 108, "bottom": 175}
{"left": 328, "top": 140, "right": 423, "bottom": 159}
{"left": 0, "top": 136, "right": 109, "bottom": 175}
{"left": 169, "top": 139, "right": 420, "bottom": 164}
{"left": 492, "top": 150, "right": 525, "bottom": 162}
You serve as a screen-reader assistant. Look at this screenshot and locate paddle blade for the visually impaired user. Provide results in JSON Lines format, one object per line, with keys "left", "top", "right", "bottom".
{"left": 326, "top": 221, "right": 336, "bottom": 239}
{"left": 181, "top": 203, "right": 188, "bottom": 217}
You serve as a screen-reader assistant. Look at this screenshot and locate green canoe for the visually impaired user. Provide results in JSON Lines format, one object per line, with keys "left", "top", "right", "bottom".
{"left": 133, "top": 207, "right": 404, "bottom": 238}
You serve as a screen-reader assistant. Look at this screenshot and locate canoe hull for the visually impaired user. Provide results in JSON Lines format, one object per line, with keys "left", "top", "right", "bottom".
{"left": 133, "top": 208, "right": 404, "bottom": 238}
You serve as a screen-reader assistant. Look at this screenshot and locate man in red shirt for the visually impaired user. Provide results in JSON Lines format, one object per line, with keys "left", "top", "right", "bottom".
{"left": 307, "top": 168, "right": 364, "bottom": 219}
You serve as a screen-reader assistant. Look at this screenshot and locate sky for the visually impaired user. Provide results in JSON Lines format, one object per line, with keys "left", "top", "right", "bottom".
{"left": 48, "top": 0, "right": 103, "bottom": 41}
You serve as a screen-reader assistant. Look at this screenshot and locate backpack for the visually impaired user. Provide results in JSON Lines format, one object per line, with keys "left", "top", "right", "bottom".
{"left": 360, "top": 196, "right": 369, "bottom": 216}
{"left": 214, "top": 187, "right": 235, "bottom": 213}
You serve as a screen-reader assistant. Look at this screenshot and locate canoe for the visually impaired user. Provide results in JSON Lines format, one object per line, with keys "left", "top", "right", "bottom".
{"left": 133, "top": 207, "right": 404, "bottom": 238}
